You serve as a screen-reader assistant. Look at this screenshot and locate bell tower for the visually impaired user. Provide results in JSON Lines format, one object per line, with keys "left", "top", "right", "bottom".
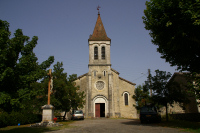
{"left": 88, "top": 13, "right": 111, "bottom": 67}
{"left": 87, "top": 12, "right": 113, "bottom": 118}
{"left": 75, "top": 10, "right": 137, "bottom": 119}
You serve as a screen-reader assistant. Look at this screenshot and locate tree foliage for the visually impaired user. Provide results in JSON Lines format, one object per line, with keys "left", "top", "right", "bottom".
{"left": 132, "top": 85, "right": 150, "bottom": 110}
{"left": 35, "top": 62, "right": 85, "bottom": 118}
{"left": 187, "top": 72, "right": 200, "bottom": 102}
{"left": 146, "top": 69, "right": 189, "bottom": 121}
{"left": 143, "top": 0, "right": 200, "bottom": 73}
{"left": 51, "top": 62, "right": 85, "bottom": 112}
{"left": 0, "top": 20, "right": 54, "bottom": 112}
{"left": 0, "top": 20, "right": 85, "bottom": 117}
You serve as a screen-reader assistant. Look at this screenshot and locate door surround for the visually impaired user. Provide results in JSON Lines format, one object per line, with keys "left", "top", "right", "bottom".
{"left": 93, "top": 95, "right": 108, "bottom": 117}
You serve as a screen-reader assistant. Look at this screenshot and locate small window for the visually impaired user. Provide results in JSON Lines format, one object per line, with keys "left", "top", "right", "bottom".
{"left": 94, "top": 46, "right": 98, "bottom": 60}
{"left": 101, "top": 47, "right": 105, "bottom": 59}
{"left": 94, "top": 71, "right": 96, "bottom": 76}
{"left": 124, "top": 93, "right": 128, "bottom": 105}
{"left": 103, "top": 71, "right": 106, "bottom": 76}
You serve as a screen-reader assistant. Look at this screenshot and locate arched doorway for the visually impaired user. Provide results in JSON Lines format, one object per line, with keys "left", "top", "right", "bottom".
{"left": 93, "top": 95, "right": 108, "bottom": 118}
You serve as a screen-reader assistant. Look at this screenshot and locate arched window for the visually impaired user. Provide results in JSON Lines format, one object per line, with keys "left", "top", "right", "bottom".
{"left": 94, "top": 71, "right": 96, "bottom": 76}
{"left": 101, "top": 46, "right": 105, "bottom": 59}
{"left": 94, "top": 46, "right": 98, "bottom": 60}
{"left": 124, "top": 93, "right": 129, "bottom": 105}
{"left": 94, "top": 70, "right": 98, "bottom": 77}
{"left": 103, "top": 71, "right": 106, "bottom": 76}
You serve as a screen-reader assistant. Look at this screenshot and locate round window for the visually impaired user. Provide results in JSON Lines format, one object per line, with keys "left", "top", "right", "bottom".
{"left": 96, "top": 81, "right": 104, "bottom": 90}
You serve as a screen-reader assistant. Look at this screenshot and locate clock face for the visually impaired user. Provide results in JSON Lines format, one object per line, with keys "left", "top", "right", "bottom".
{"left": 96, "top": 81, "right": 104, "bottom": 90}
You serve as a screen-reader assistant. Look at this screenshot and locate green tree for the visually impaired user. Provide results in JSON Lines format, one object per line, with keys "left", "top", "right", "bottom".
{"left": 51, "top": 62, "right": 70, "bottom": 112}
{"left": 67, "top": 74, "right": 85, "bottom": 111}
{"left": 0, "top": 20, "right": 54, "bottom": 112}
{"left": 52, "top": 62, "right": 85, "bottom": 120}
{"left": 143, "top": 0, "right": 200, "bottom": 73}
{"left": 132, "top": 85, "right": 150, "bottom": 110}
{"left": 185, "top": 72, "right": 200, "bottom": 103}
{"left": 37, "top": 62, "right": 85, "bottom": 120}
{"left": 147, "top": 69, "right": 188, "bottom": 121}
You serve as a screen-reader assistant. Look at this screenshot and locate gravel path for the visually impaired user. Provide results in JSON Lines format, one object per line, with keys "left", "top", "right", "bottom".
{"left": 47, "top": 118, "right": 188, "bottom": 133}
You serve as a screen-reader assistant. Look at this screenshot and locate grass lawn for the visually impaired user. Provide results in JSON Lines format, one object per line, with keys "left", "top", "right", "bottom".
{"left": 0, "top": 120, "right": 74, "bottom": 133}
{"left": 154, "top": 119, "right": 200, "bottom": 133}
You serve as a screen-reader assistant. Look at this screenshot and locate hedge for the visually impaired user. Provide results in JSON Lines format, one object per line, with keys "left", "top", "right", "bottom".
{"left": 170, "top": 113, "right": 200, "bottom": 122}
{"left": 0, "top": 111, "right": 41, "bottom": 128}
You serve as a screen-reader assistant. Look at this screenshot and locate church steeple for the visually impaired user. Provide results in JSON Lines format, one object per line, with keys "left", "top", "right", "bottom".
{"left": 88, "top": 13, "right": 111, "bottom": 41}
{"left": 88, "top": 12, "right": 111, "bottom": 67}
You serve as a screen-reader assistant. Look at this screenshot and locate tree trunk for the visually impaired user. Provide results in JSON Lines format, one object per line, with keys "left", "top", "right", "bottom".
{"left": 63, "top": 110, "right": 67, "bottom": 121}
{"left": 165, "top": 103, "right": 168, "bottom": 121}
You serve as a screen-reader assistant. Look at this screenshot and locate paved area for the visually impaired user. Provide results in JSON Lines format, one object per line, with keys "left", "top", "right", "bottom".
{"left": 48, "top": 118, "right": 188, "bottom": 133}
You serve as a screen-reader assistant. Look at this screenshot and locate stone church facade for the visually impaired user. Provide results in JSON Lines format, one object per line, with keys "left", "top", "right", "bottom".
{"left": 75, "top": 13, "right": 137, "bottom": 118}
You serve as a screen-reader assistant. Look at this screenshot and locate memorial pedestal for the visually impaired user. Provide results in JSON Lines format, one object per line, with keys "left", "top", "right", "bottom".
{"left": 41, "top": 104, "right": 54, "bottom": 123}
{"left": 30, "top": 105, "right": 62, "bottom": 127}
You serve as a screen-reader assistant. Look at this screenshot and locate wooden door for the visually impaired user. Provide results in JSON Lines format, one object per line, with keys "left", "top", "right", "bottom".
{"left": 95, "top": 103, "right": 100, "bottom": 117}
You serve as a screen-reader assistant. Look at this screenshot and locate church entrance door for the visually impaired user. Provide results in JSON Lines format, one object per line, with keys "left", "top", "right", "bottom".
{"left": 93, "top": 96, "right": 107, "bottom": 117}
{"left": 95, "top": 103, "right": 100, "bottom": 117}
{"left": 95, "top": 103, "right": 105, "bottom": 117}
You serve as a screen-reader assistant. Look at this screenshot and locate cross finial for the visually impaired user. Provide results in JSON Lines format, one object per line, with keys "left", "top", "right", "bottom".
{"left": 97, "top": 5, "right": 101, "bottom": 14}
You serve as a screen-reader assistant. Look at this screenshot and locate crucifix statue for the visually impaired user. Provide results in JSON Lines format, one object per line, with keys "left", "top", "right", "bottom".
{"left": 47, "top": 69, "right": 53, "bottom": 105}
{"left": 41, "top": 69, "right": 54, "bottom": 123}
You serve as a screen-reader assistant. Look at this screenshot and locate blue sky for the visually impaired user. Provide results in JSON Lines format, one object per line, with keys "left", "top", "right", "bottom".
{"left": 0, "top": 0, "right": 178, "bottom": 86}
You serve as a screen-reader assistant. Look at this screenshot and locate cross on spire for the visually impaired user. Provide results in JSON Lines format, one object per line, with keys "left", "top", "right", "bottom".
{"left": 88, "top": 9, "right": 111, "bottom": 41}
{"left": 97, "top": 5, "right": 101, "bottom": 14}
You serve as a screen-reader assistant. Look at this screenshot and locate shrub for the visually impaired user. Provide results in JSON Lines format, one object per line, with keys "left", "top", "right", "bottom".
{"left": 0, "top": 111, "right": 41, "bottom": 127}
{"left": 0, "top": 112, "right": 9, "bottom": 128}
{"left": 8, "top": 111, "right": 24, "bottom": 125}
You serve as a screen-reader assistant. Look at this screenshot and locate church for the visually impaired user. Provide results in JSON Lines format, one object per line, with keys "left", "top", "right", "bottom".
{"left": 75, "top": 12, "right": 137, "bottom": 118}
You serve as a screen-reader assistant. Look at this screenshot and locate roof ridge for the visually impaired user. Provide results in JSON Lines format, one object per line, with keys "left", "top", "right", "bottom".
{"left": 77, "top": 73, "right": 88, "bottom": 79}
{"left": 119, "top": 77, "right": 136, "bottom": 86}
{"left": 111, "top": 68, "right": 120, "bottom": 75}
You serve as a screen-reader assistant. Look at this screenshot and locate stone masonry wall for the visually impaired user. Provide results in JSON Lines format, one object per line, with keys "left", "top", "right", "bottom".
{"left": 118, "top": 78, "right": 137, "bottom": 118}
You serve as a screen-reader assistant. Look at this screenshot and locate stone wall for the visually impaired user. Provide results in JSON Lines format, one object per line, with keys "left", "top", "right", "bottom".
{"left": 75, "top": 74, "right": 87, "bottom": 116}
{"left": 168, "top": 73, "right": 199, "bottom": 113}
{"left": 75, "top": 67, "right": 137, "bottom": 119}
{"left": 118, "top": 77, "right": 137, "bottom": 118}
{"left": 88, "top": 41, "right": 111, "bottom": 65}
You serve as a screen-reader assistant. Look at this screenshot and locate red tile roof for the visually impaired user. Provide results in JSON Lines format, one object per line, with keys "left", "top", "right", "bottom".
{"left": 88, "top": 13, "right": 111, "bottom": 41}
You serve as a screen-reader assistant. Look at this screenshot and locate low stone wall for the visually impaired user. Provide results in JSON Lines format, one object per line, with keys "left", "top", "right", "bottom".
{"left": 170, "top": 113, "right": 200, "bottom": 122}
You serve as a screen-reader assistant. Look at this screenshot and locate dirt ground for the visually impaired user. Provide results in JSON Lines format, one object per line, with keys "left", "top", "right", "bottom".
{"left": 48, "top": 118, "right": 188, "bottom": 133}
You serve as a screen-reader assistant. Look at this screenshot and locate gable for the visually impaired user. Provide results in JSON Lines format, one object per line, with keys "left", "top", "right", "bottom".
{"left": 111, "top": 68, "right": 135, "bottom": 86}
{"left": 77, "top": 73, "right": 88, "bottom": 80}
{"left": 119, "top": 77, "right": 136, "bottom": 86}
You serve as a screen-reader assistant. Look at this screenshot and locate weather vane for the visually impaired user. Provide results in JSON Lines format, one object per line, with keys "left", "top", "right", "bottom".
{"left": 97, "top": 5, "right": 101, "bottom": 14}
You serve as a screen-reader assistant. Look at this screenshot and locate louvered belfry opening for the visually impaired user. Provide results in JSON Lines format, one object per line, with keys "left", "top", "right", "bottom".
{"left": 101, "top": 46, "right": 105, "bottom": 59}
{"left": 94, "top": 46, "right": 98, "bottom": 60}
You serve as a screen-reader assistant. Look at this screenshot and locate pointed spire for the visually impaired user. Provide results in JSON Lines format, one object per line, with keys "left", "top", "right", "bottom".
{"left": 88, "top": 13, "right": 111, "bottom": 41}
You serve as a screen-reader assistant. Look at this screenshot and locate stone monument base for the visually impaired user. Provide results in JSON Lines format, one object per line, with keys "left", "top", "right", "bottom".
{"left": 30, "top": 104, "right": 63, "bottom": 127}
{"left": 41, "top": 104, "right": 54, "bottom": 123}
